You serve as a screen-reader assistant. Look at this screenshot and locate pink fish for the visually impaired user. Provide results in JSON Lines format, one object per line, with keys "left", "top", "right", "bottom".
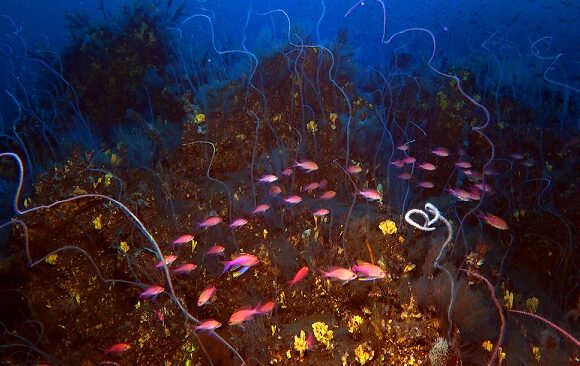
{"left": 396, "top": 143, "right": 411, "bottom": 151}
{"left": 455, "top": 161, "right": 472, "bottom": 169}
{"left": 288, "top": 266, "right": 309, "bottom": 287}
{"left": 301, "top": 182, "right": 320, "bottom": 192}
{"left": 402, "top": 156, "right": 416, "bottom": 164}
{"left": 257, "top": 301, "right": 276, "bottom": 314}
{"left": 479, "top": 212, "right": 509, "bottom": 230}
{"left": 294, "top": 160, "right": 319, "bottom": 172}
{"left": 197, "top": 285, "right": 216, "bottom": 306}
{"left": 510, "top": 153, "right": 524, "bottom": 160}
{"left": 139, "top": 285, "right": 164, "bottom": 299}
{"left": 468, "top": 188, "right": 481, "bottom": 201}
{"left": 229, "top": 218, "right": 248, "bottom": 229}
{"left": 155, "top": 255, "right": 177, "bottom": 268}
{"left": 358, "top": 189, "right": 382, "bottom": 201}
{"left": 521, "top": 159, "right": 535, "bottom": 167}
{"left": 346, "top": 165, "right": 362, "bottom": 174}
{"left": 318, "top": 179, "right": 328, "bottom": 189}
{"left": 397, "top": 172, "right": 412, "bottom": 180}
{"left": 257, "top": 174, "right": 278, "bottom": 183}
{"left": 431, "top": 147, "right": 449, "bottom": 157}
{"left": 281, "top": 167, "right": 294, "bottom": 176}
{"left": 284, "top": 195, "right": 303, "bottom": 205}
{"left": 221, "top": 253, "right": 260, "bottom": 274}
{"left": 319, "top": 266, "right": 357, "bottom": 283}
{"left": 313, "top": 208, "right": 330, "bottom": 217}
{"left": 198, "top": 216, "right": 222, "bottom": 228}
{"left": 172, "top": 234, "right": 194, "bottom": 245}
{"left": 228, "top": 306, "right": 261, "bottom": 326}
{"left": 418, "top": 162, "right": 436, "bottom": 171}
{"left": 390, "top": 159, "right": 405, "bottom": 168}
{"left": 448, "top": 188, "right": 471, "bottom": 201}
{"left": 206, "top": 245, "right": 225, "bottom": 256}
{"left": 252, "top": 203, "right": 271, "bottom": 215}
{"left": 104, "top": 343, "right": 131, "bottom": 355}
{"left": 352, "top": 260, "right": 386, "bottom": 281}
{"left": 319, "top": 190, "right": 336, "bottom": 200}
{"left": 269, "top": 185, "right": 282, "bottom": 196}
{"left": 173, "top": 263, "right": 197, "bottom": 274}
{"left": 417, "top": 181, "right": 434, "bottom": 189}
{"left": 192, "top": 319, "right": 221, "bottom": 332}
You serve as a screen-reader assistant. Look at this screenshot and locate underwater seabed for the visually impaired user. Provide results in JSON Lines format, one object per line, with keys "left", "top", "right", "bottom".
{"left": 0, "top": 1, "right": 579, "bottom": 365}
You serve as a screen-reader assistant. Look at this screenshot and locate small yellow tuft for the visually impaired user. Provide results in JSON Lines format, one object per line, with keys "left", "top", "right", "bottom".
{"left": 307, "top": 120, "right": 318, "bottom": 134}
{"left": 354, "top": 343, "right": 374, "bottom": 365}
{"left": 119, "top": 241, "right": 129, "bottom": 253}
{"left": 482, "top": 340, "right": 493, "bottom": 352}
{"left": 293, "top": 330, "right": 308, "bottom": 360}
{"left": 45, "top": 253, "right": 58, "bottom": 265}
{"left": 348, "top": 315, "right": 364, "bottom": 333}
{"left": 379, "top": 220, "right": 397, "bottom": 235}
{"left": 312, "top": 322, "right": 333, "bottom": 349}
{"left": 526, "top": 296, "right": 539, "bottom": 313}
{"left": 194, "top": 113, "right": 206, "bottom": 124}
{"left": 93, "top": 215, "right": 102, "bottom": 230}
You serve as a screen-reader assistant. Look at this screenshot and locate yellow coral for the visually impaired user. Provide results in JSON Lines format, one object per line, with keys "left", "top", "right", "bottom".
{"left": 293, "top": 330, "right": 308, "bottom": 360}
{"left": 312, "top": 322, "right": 333, "bottom": 349}
{"left": 93, "top": 215, "right": 102, "bottom": 230}
{"left": 195, "top": 113, "right": 206, "bottom": 124}
{"left": 45, "top": 253, "right": 58, "bottom": 265}
{"left": 526, "top": 297, "right": 539, "bottom": 313}
{"left": 348, "top": 315, "right": 364, "bottom": 333}
{"left": 307, "top": 120, "right": 318, "bottom": 134}
{"left": 119, "top": 241, "right": 129, "bottom": 253}
{"left": 354, "top": 343, "right": 374, "bottom": 365}
{"left": 379, "top": 220, "right": 397, "bottom": 235}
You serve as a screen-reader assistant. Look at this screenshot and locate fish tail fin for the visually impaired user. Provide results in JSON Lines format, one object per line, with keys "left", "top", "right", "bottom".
{"left": 318, "top": 269, "right": 328, "bottom": 278}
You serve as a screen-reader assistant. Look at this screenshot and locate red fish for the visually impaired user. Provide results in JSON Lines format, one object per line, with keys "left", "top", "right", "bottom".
{"left": 402, "top": 156, "right": 416, "bottom": 164}
{"left": 229, "top": 218, "right": 248, "bottom": 229}
{"left": 173, "top": 263, "right": 197, "bottom": 274}
{"left": 319, "top": 190, "right": 336, "bottom": 200}
{"left": 198, "top": 216, "right": 222, "bottom": 228}
{"left": 319, "top": 266, "right": 357, "bottom": 283}
{"left": 312, "top": 208, "right": 330, "bottom": 217}
{"left": 302, "top": 182, "right": 320, "bottom": 192}
{"left": 358, "top": 189, "right": 381, "bottom": 201}
{"left": 172, "top": 234, "right": 194, "bottom": 246}
{"left": 448, "top": 188, "right": 471, "bottom": 201}
{"left": 352, "top": 260, "right": 386, "bottom": 281}
{"left": 455, "top": 161, "right": 472, "bottom": 169}
{"left": 431, "top": 147, "right": 449, "bottom": 157}
{"left": 257, "top": 301, "right": 276, "bottom": 314}
{"left": 139, "top": 285, "right": 164, "bottom": 299}
{"left": 197, "top": 285, "right": 216, "bottom": 306}
{"left": 417, "top": 181, "right": 434, "bottom": 189}
{"left": 284, "top": 195, "right": 303, "bottom": 205}
{"left": 228, "top": 306, "right": 261, "bottom": 326}
{"left": 281, "top": 167, "right": 294, "bottom": 176}
{"left": 206, "top": 245, "right": 225, "bottom": 256}
{"left": 192, "top": 319, "right": 221, "bottom": 332}
{"left": 104, "top": 343, "right": 131, "bottom": 355}
{"left": 478, "top": 212, "right": 509, "bottom": 230}
{"left": 396, "top": 143, "right": 411, "bottom": 151}
{"left": 288, "top": 266, "right": 309, "bottom": 287}
{"left": 155, "top": 255, "right": 177, "bottom": 268}
{"left": 269, "top": 185, "right": 282, "bottom": 196}
{"left": 418, "top": 162, "right": 436, "bottom": 171}
{"left": 252, "top": 203, "right": 271, "bottom": 215}
{"left": 390, "top": 159, "right": 405, "bottom": 168}
{"left": 221, "top": 253, "right": 260, "bottom": 275}
{"left": 346, "top": 164, "right": 362, "bottom": 174}
{"left": 294, "top": 160, "right": 319, "bottom": 172}
{"left": 257, "top": 174, "right": 278, "bottom": 183}
{"left": 397, "top": 172, "right": 412, "bottom": 180}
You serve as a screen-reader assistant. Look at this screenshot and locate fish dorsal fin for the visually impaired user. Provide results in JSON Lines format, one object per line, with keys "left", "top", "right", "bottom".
{"left": 328, "top": 266, "right": 344, "bottom": 272}
{"left": 237, "top": 305, "right": 253, "bottom": 311}
{"left": 356, "top": 259, "right": 371, "bottom": 266}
